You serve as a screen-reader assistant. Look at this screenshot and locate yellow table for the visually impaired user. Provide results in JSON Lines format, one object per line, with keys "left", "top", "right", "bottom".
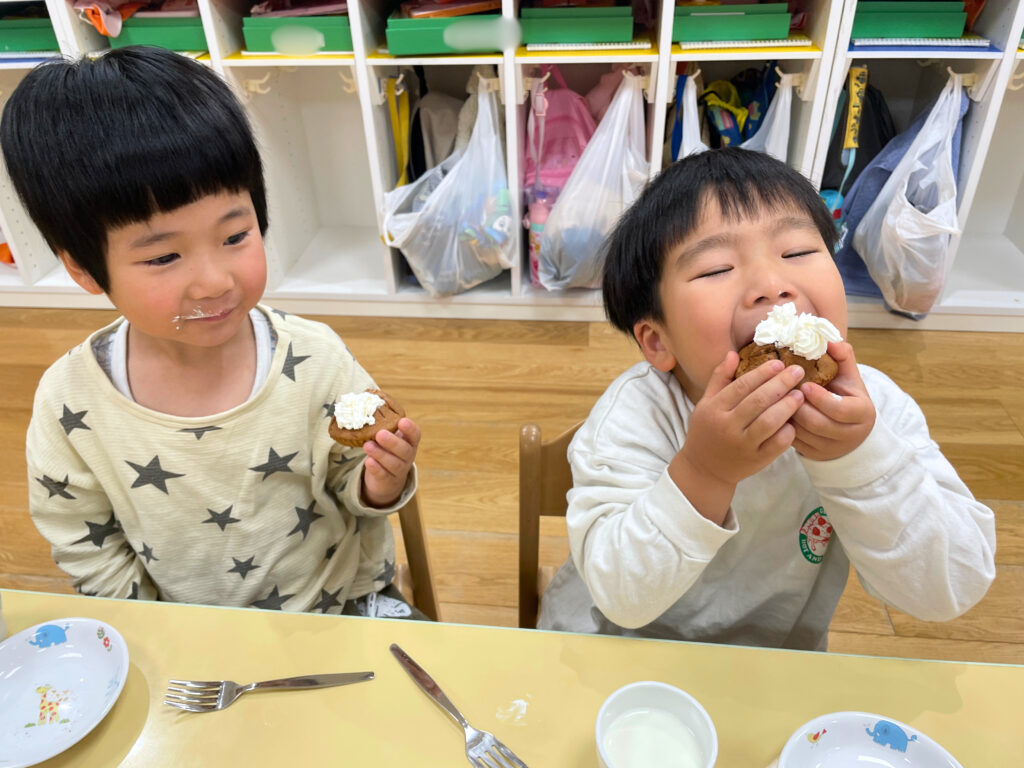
{"left": 2, "top": 589, "right": 1022, "bottom": 767}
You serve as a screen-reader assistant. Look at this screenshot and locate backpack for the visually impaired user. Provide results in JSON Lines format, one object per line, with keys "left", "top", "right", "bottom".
{"left": 522, "top": 65, "right": 596, "bottom": 286}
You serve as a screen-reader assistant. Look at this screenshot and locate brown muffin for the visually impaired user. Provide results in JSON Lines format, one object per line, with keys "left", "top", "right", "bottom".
{"left": 734, "top": 342, "right": 838, "bottom": 388}
{"left": 329, "top": 389, "right": 406, "bottom": 447}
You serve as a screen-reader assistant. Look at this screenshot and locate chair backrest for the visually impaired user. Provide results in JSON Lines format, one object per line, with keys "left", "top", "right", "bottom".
{"left": 518, "top": 421, "right": 582, "bottom": 628}
{"left": 397, "top": 494, "right": 440, "bottom": 621}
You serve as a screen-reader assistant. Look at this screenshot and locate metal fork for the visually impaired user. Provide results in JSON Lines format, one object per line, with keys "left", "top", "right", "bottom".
{"left": 390, "top": 643, "right": 529, "bottom": 768}
{"left": 163, "top": 671, "right": 375, "bottom": 712}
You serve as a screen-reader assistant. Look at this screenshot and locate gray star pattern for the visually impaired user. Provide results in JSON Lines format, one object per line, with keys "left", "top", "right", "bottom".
{"left": 228, "top": 556, "right": 260, "bottom": 580}
{"left": 203, "top": 506, "right": 241, "bottom": 531}
{"left": 37, "top": 474, "right": 75, "bottom": 499}
{"left": 312, "top": 587, "right": 344, "bottom": 613}
{"left": 251, "top": 585, "right": 294, "bottom": 610}
{"left": 129, "top": 582, "right": 139, "bottom": 600}
{"left": 59, "top": 405, "right": 91, "bottom": 435}
{"left": 179, "top": 426, "right": 222, "bottom": 440}
{"left": 375, "top": 559, "right": 396, "bottom": 586}
{"left": 323, "top": 402, "right": 335, "bottom": 418}
{"left": 281, "top": 342, "right": 310, "bottom": 382}
{"left": 71, "top": 513, "right": 121, "bottom": 548}
{"left": 271, "top": 308, "right": 290, "bottom": 320}
{"left": 249, "top": 448, "right": 297, "bottom": 480}
{"left": 288, "top": 501, "right": 324, "bottom": 540}
{"left": 139, "top": 543, "right": 158, "bottom": 563}
{"left": 324, "top": 543, "right": 338, "bottom": 560}
{"left": 126, "top": 456, "right": 185, "bottom": 494}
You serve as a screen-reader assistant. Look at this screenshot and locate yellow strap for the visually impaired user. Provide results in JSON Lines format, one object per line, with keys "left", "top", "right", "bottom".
{"left": 843, "top": 66, "right": 868, "bottom": 151}
{"left": 387, "top": 78, "right": 410, "bottom": 188}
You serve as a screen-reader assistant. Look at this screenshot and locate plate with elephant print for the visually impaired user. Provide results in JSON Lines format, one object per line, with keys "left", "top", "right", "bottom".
{"left": 0, "top": 617, "right": 129, "bottom": 768}
{"left": 778, "top": 711, "right": 963, "bottom": 768}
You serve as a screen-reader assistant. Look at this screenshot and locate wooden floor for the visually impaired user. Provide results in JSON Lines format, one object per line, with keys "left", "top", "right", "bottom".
{"left": 1, "top": 307, "right": 1021, "bottom": 665}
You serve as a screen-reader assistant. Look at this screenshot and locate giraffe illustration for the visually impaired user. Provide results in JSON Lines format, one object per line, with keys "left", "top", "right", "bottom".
{"left": 34, "top": 685, "right": 70, "bottom": 725}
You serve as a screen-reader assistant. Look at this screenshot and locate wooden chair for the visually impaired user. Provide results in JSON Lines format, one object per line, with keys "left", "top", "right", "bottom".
{"left": 518, "top": 421, "right": 583, "bottom": 629}
{"left": 394, "top": 495, "right": 441, "bottom": 621}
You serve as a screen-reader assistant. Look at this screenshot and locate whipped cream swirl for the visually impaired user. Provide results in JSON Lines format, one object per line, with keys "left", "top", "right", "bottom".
{"left": 752, "top": 302, "right": 842, "bottom": 360}
{"left": 334, "top": 391, "right": 386, "bottom": 430}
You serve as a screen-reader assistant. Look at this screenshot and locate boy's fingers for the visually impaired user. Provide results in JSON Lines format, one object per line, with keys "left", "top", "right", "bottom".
{"left": 799, "top": 383, "right": 862, "bottom": 425}
{"left": 733, "top": 364, "right": 805, "bottom": 426}
{"left": 717, "top": 357, "right": 786, "bottom": 411}
{"left": 363, "top": 441, "right": 401, "bottom": 478}
{"left": 395, "top": 417, "right": 421, "bottom": 448}
{"left": 702, "top": 351, "right": 741, "bottom": 401}
{"left": 746, "top": 386, "right": 804, "bottom": 444}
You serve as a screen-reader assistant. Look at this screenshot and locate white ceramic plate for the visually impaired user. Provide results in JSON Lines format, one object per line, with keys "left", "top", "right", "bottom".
{"left": 0, "top": 618, "right": 129, "bottom": 768}
{"left": 779, "top": 711, "right": 963, "bottom": 768}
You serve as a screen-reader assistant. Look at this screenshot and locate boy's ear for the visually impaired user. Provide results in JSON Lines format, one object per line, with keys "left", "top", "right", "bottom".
{"left": 633, "top": 319, "right": 678, "bottom": 373}
{"left": 58, "top": 252, "right": 104, "bottom": 295}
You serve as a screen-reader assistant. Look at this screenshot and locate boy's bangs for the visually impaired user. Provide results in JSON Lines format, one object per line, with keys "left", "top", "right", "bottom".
{"left": 93, "top": 123, "right": 263, "bottom": 234}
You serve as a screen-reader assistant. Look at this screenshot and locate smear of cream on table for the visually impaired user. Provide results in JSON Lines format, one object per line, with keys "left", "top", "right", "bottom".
{"left": 496, "top": 694, "right": 532, "bottom": 726}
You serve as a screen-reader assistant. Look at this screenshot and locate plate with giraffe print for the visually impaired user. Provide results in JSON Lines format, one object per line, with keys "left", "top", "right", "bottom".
{"left": 778, "top": 711, "right": 963, "bottom": 768}
{"left": 0, "top": 617, "right": 129, "bottom": 768}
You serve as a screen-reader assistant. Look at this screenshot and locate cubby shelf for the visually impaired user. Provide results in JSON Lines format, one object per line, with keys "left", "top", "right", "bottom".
{"left": 1, "top": 0, "right": 1023, "bottom": 330}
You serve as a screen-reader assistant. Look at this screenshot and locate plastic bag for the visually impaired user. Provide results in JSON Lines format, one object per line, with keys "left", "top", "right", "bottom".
{"left": 676, "top": 73, "right": 709, "bottom": 159}
{"left": 739, "top": 71, "right": 794, "bottom": 162}
{"left": 677, "top": 69, "right": 791, "bottom": 162}
{"left": 382, "top": 83, "right": 514, "bottom": 297}
{"left": 534, "top": 73, "right": 647, "bottom": 290}
{"left": 536, "top": 72, "right": 649, "bottom": 290}
{"left": 852, "top": 75, "right": 965, "bottom": 318}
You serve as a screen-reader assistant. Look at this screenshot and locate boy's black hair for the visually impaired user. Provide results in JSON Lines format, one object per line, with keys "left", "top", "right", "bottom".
{"left": 0, "top": 46, "right": 268, "bottom": 293}
{"left": 602, "top": 147, "right": 838, "bottom": 336}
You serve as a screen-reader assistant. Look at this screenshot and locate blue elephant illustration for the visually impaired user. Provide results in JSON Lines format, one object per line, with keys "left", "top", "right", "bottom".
{"left": 865, "top": 720, "right": 918, "bottom": 752}
{"left": 28, "top": 624, "right": 71, "bottom": 649}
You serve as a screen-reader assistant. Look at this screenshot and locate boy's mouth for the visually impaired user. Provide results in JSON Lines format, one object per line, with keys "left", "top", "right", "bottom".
{"left": 173, "top": 306, "right": 233, "bottom": 323}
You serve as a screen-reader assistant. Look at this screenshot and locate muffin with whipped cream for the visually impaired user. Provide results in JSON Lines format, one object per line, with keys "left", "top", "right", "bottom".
{"left": 329, "top": 389, "right": 405, "bottom": 447}
{"left": 735, "top": 303, "right": 843, "bottom": 387}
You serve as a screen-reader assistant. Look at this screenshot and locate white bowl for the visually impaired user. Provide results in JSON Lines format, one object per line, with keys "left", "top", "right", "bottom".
{"left": 0, "top": 617, "right": 129, "bottom": 768}
{"left": 595, "top": 681, "right": 718, "bottom": 768}
{"left": 779, "top": 711, "right": 963, "bottom": 768}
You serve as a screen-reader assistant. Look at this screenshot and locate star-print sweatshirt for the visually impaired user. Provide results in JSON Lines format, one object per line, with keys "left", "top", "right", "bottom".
{"left": 26, "top": 307, "right": 416, "bottom": 612}
{"left": 537, "top": 362, "right": 996, "bottom": 650}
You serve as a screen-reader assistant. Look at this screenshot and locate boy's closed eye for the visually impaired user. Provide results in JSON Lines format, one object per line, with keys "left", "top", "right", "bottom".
{"left": 145, "top": 253, "right": 180, "bottom": 267}
{"left": 224, "top": 229, "right": 251, "bottom": 246}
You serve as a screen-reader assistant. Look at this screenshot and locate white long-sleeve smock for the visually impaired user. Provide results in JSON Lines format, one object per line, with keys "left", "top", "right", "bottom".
{"left": 537, "top": 362, "right": 996, "bottom": 650}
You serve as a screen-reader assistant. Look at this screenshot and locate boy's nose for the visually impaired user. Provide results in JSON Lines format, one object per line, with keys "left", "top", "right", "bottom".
{"left": 188, "top": 256, "right": 234, "bottom": 300}
{"left": 745, "top": 275, "right": 797, "bottom": 308}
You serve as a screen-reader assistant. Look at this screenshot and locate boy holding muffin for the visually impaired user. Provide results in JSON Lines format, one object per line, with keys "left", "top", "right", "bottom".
{"left": 538, "top": 148, "right": 996, "bottom": 649}
{"left": 2, "top": 47, "right": 424, "bottom": 618}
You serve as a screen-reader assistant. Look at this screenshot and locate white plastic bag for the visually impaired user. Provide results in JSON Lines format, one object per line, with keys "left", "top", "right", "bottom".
{"left": 677, "top": 70, "right": 792, "bottom": 161}
{"left": 382, "top": 84, "right": 514, "bottom": 297}
{"left": 740, "top": 72, "right": 793, "bottom": 162}
{"left": 678, "top": 73, "right": 709, "bottom": 159}
{"left": 853, "top": 75, "right": 964, "bottom": 318}
{"left": 537, "top": 72, "right": 649, "bottom": 290}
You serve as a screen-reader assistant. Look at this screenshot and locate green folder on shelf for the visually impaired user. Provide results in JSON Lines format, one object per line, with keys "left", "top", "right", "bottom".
{"left": 108, "top": 17, "right": 207, "bottom": 51}
{"left": 243, "top": 15, "right": 353, "bottom": 53}
{"left": 0, "top": 18, "right": 59, "bottom": 52}
{"left": 851, "top": 2, "right": 967, "bottom": 39}
{"left": 673, "top": 3, "right": 791, "bottom": 43}
{"left": 520, "top": 7, "right": 634, "bottom": 45}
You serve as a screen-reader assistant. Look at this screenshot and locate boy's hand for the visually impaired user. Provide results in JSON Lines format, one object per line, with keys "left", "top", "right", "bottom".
{"left": 360, "top": 417, "right": 421, "bottom": 508}
{"left": 790, "top": 341, "right": 875, "bottom": 461}
{"left": 671, "top": 352, "right": 806, "bottom": 524}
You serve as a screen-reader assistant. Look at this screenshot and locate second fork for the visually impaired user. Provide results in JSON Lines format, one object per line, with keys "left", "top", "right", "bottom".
{"left": 164, "top": 671, "right": 375, "bottom": 712}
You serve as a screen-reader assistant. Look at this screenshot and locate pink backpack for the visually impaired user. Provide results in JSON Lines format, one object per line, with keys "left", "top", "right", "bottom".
{"left": 522, "top": 65, "right": 596, "bottom": 286}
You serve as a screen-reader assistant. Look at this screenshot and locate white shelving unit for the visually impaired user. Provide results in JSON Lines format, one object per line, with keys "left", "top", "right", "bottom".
{"left": 1, "top": 0, "right": 1024, "bottom": 330}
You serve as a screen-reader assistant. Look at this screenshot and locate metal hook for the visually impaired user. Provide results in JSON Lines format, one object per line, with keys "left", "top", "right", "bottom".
{"left": 338, "top": 70, "right": 357, "bottom": 94}
{"left": 243, "top": 72, "right": 273, "bottom": 96}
